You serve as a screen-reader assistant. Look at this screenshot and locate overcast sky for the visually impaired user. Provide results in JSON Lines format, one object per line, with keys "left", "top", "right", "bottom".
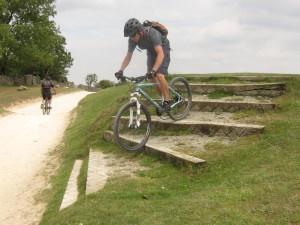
{"left": 54, "top": 0, "right": 300, "bottom": 84}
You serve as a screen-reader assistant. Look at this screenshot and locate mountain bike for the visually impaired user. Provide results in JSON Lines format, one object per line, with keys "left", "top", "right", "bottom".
{"left": 41, "top": 98, "right": 51, "bottom": 115}
{"left": 41, "top": 90, "right": 55, "bottom": 115}
{"left": 113, "top": 75, "right": 192, "bottom": 151}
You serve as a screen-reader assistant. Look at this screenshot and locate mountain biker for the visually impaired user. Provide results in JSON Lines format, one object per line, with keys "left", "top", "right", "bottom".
{"left": 41, "top": 76, "right": 56, "bottom": 109}
{"left": 115, "top": 18, "right": 172, "bottom": 111}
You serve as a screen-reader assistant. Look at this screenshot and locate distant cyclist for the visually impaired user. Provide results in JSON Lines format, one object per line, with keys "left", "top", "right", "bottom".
{"left": 41, "top": 76, "right": 56, "bottom": 109}
{"left": 115, "top": 18, "right": 172, "bottom": 112}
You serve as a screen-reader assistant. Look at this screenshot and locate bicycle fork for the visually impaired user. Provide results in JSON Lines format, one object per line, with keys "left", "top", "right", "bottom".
{"left": 129, "top": 92, "right": 141, "bottom": 128}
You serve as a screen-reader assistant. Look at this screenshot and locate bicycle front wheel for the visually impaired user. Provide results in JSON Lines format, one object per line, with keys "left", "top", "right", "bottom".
{"left": 113, "top": 102, "right": 152, "bottom": 151}
{"left": 168, "top": 77, "right": 192, "bottom": 121}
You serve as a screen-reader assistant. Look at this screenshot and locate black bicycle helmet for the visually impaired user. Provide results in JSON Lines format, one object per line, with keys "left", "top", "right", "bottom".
{"left": 124, "top": 18, "right": 142, "bottom": 37}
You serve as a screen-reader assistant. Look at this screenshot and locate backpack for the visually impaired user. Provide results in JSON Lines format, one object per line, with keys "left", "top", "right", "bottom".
{"left": 42, "top": 80, "right": 53, "bottom": 89}
{"left": 143, "top": 20, "right": 168, "bottom": 36}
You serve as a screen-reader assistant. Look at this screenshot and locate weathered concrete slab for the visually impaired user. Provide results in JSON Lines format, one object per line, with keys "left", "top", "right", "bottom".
{"left": 103, "top": 130, "right": 206, "bottom": 167}
{"left": 189, "top": 82, "right": 286, "bottom": 97}
{"left": 155, "top": 119, "right": 264, "bottom": 137}
{"left": 60, "top": 160, "right": 83, "bottom": 210}
{"left": 191, "top": 99, "right": 277, "bottom": 112}
{"left": 117, "top": 116, "right": 264, "bottom": 137}
{"left": 181, "top": 75, "right": 294, "bottom": 82}
{"left": 142, "top": 95, "right": 277, "bottom": 112}
{"left": 86, "top": 149, "right": 109, "bottom": 194}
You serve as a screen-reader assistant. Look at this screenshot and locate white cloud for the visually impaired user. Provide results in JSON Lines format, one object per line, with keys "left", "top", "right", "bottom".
{"left": 202, "top": 19, "right": 242, "bottom": 43}
{"left": 54, "top": 0, "right": 300, "bottom": 84}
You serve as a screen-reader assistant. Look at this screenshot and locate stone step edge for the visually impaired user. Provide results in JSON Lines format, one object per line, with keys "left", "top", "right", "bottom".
{"left": 103, "top": 130, "right": 206, "bottom": 166}
{"left": 86, "top": 149, "right": 109, "bottom": 195}
{"left": 143, "top": 98, "right": 276, "bottom": 105}
{"left": 191, "top": 100, "right": 277, "bottom": 111}
{"left": 116, "top": 116, "right": 264, "bottom": 137}
{"left": 189, "top": 82, "right": 285, "bottom": 87}
{"left": 151, "top": 117, "right": 264, "bottom": 128}
{"left": 192, "top": 99, "right": 276, "bottom": 105}
{"left": 142, "top": 98, "right": 277, "bottom": 111}
{"left": 117, "top": 116, "right": 265, "bottom": 129}
{"left": 183, "top": 75, "right": 293, "bottom": 80}
{"left": 59, "top": 160, "right": 83, "bottom": 210}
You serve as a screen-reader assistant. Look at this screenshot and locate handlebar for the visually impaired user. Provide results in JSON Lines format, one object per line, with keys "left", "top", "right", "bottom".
{"left": 121, "top": 75, "right": 147, "bottom": 83}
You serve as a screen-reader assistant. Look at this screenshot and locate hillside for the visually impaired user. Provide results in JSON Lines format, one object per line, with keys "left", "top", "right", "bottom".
{"left": 40, "top": 74, "right": 300, "bottom": 225}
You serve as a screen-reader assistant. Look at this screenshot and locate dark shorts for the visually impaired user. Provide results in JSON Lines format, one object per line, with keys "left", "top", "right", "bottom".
{"left": 42, "top": 90, "right": 52, "bottom": 100}
{"left": 147, "top": 46, "right": 171, "bottom": 75}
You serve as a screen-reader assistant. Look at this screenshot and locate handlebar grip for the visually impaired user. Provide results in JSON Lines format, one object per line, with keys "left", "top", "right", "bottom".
{"left": 131, "top": 76, "right": 146, "bottom": 83}
{"left": 121, "top": 75, "right": 146, "bottom": 83}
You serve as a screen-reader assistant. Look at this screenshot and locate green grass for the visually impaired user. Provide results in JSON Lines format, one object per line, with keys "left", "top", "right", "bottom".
{"left": 40, "top": 78, "right": 300, "bottom": 225}
{"left": 187, "top": 76, "right": 243, "bottom": 84}
{"left": 174, "top": 72, "right": 300, "bottom": 77}
{"left": 0, "top": 107, "right": 9, "bottom": 114}
{"left": 173, "top": 73, "right": 300, "bottom": 84}
{"left": 0, "top": 86, "right": 81, "bottom": 113}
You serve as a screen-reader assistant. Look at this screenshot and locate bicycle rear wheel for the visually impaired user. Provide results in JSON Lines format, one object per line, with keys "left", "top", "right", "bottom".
{"left": 168, "top": 77, "right": 192, "bottom": 121}
{"left": 113, "top": 101, "right": 151, "bottom": 151}
{"left": 42, "top": 103, "right": 46, "bottom": 115}
{"left": 45, "top": 100, "right": 51, "bottom": 115}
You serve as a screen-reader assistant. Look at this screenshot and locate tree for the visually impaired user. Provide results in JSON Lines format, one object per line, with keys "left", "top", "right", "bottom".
{"left": 0, "top": 0, "right": 73, "bottom": 80}
{"left": 97, "top": 79, "right": 114, "bottom": 89}
{"left": 85, "top": 73, "right": 98, "bottom": 89}
{"left": 97, "top": 80, "right": 115, "bottom": 89}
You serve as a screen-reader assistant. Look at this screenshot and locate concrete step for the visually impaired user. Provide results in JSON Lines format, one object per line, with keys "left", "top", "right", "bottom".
{"left": 191, "top": 99, "right": 277, "bottom": 112}
{"left": 189, "top": 82, "right": 286, "bottom": 97}
{"left": 103, "top": 130, "right": 206, "bottom": 167}
{"left": 181, "top": 75, "right": 294, "bottom": 82}
{"left": 145, "top": 135, "right": 232, "bottom": 158}
{"left": 142, "top": 95, "right": 276, "bottom": 112}
{"left": 115, "top": 115, "right": 264, "bottom": 137}
{"left": 152, "top": 117, "right": 264, "bottom": 137}
{"left": 60, "top": 160, "right": 83, "bottom": 210}
{"left": 86, "top": 149, "right": 109, "bottom": 195}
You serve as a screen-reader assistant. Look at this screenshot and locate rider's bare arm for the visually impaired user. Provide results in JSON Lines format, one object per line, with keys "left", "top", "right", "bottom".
{"left": 120, "top": 52, "right": 133, "bottom": 71}
{"left": 152, "top": 45, "right": 164, "bottom": 72}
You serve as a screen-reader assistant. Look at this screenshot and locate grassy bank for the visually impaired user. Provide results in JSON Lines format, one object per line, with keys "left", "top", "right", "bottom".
{"left": 175, "top": 73, "right": 300, "bottom": 84}
{"left": 0, "top": 86, "right": 81, "bottom": 113}
{"left": 40, "top": 76, "right": 300, "bottom": 225}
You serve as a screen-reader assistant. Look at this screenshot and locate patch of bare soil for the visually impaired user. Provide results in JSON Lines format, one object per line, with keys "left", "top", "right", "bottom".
{"left": 147, "top": 135, "right": 233, "bottom": 157}
{"left": 103, "top": 153, "right": 148, "bottom": 179}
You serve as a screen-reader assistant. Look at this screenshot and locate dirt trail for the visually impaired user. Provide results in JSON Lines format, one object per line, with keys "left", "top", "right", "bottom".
{"left": 0, "top": 91, "right": 91, "bottom": 225}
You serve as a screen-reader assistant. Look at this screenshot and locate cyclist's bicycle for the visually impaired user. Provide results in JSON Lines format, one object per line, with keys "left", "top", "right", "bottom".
{"left": 113, "top": 75, "right": 192, "bottom": 151}
{"left": 41, "top": 90, "right": 56, "bottom": 115}
{"left": 41, "top": 98, "right": 51, "bottom": 115}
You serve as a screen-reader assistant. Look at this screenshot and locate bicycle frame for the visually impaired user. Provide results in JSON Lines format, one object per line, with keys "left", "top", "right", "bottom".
{"left": 131, "top": 81, "right": 183, "bottom": 111}
{"left": 114, "top": 75, "right": 192, "bottom": 151}
{"left": 125, "top": 76, "right": 186, "bottom": 128}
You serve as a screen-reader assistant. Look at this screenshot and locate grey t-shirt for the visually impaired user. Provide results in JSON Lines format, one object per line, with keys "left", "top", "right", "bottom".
{"left": 128, "top": 27, "right": 170, "bottom": 54}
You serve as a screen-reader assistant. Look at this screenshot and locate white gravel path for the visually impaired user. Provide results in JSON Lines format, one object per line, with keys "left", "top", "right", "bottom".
{"left": 0, "top": 91, "right": 91, "bottom": 225}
